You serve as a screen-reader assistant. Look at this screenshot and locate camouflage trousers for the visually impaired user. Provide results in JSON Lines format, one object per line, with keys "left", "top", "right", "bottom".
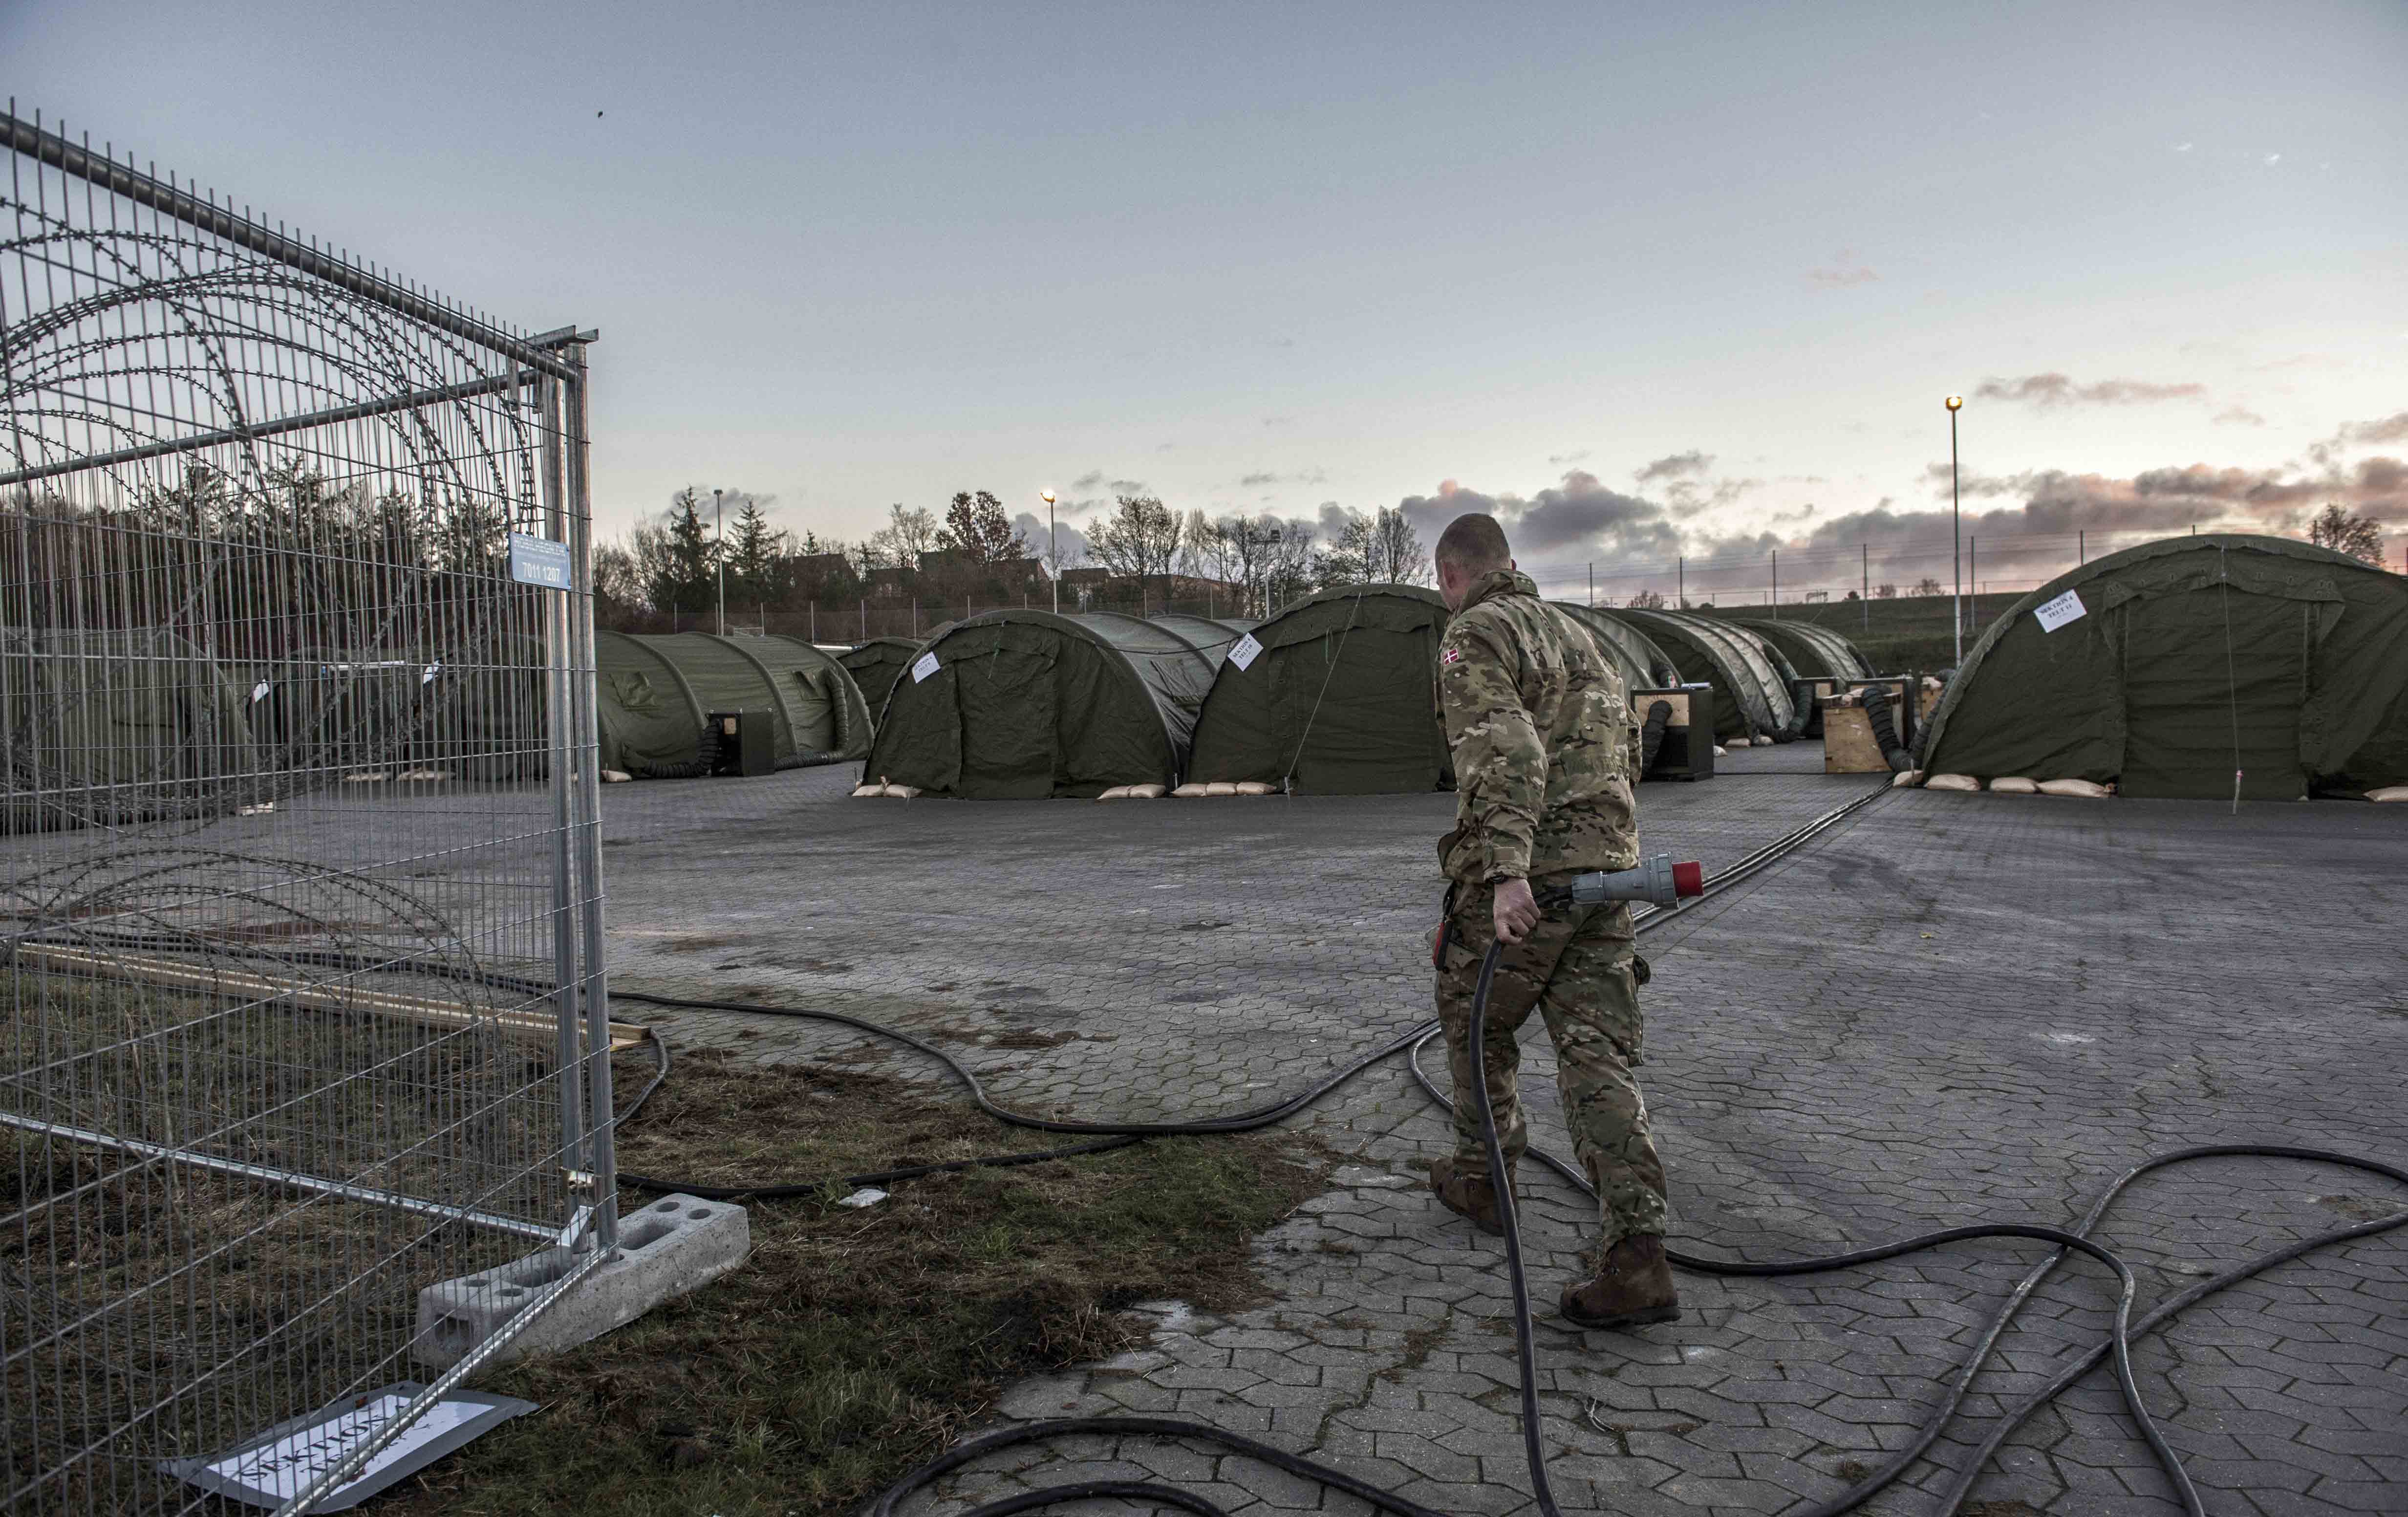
{"left": 1435, "top": 881, "right": 1668, "bottom": 1250}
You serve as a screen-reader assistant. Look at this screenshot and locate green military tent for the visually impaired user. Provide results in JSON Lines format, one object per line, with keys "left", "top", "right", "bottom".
{"left": 596, "top": 630, "right": 873, "bottom": 779}
{"left": 1919, "top": 534, "right": 2408, "bottom": 800}
{"left": 839, "top": 636, "right": 924, "bottom": 721}
{"left": 1185, "top": 584, "right": 1453, "bottom": 795}
{"left": 1614, "top": 607, "right": 1800, "bottom": 741}
{"left": 1738, "top": 619, "right": 1875, "bottom": 680}
{"left": 862, "top": 610, "right": 1214, "bottom": 797}
{"left": 1551, "top": 603, "right": 1683, "bottom": 689}
{"left": 1149, "top": 613, "right": 1261, "bottom": 669}
{"left": 1, "top": 628, "right": 262, "bottom": 832}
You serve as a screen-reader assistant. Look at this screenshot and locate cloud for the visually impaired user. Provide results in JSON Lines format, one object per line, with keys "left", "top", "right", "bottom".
{"left": 1107, "top": 478, "right": 1147, "bottom": 494}
{"left": 1268, "top": 337, "right": 1297, "bottom": 349}
{"left": 1262, "top": 415, "right": 1294, "bottom": 429}
{"left": 1806, "top": 251, "right": 1878, "bottom": 288}
{"left": 1071, "top": 470, "right": 1106, "bottom": 490}
{"left": 2213, "top": 407, "right": 2266, "bottom": 427}
{"left": 1395, "top": 471, "right": 1681, "bottom": 563}
{"left": 2348, "top": 413, "right": 2408, "bottom": 447}
{"left": 1015, "top": 512, "right": 1089, "bottom": 565}
{"left": 1634, "top": 450, "right": 1713, "bottom": 484}
{"left": 2263, "top": 152, "right": 2281, "bottom": 166}
{"left": 2175, "top": 141, "right": 2194, "bottom": 153}
{"left": 2314, "top": 411, "right": 2408, "bottom": 465}
{"left": 1971, "top": 373, "right": 2209, "bottom": 408}
{"left": 1547, "top": 450, "right": 1590, "bottom": 467}
{"left": 1232, "top": 466, "right": 1327, "bottom": 490}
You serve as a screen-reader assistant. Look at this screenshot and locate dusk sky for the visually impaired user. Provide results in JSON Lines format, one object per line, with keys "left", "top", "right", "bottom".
{"left": 14, "top": 1, "right": 2405, "bottom": 601}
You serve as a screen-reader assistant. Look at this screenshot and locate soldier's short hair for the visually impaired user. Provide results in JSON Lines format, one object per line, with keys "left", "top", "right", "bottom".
{"left": 1436, "top": 513, "right": 1512, "bottom": 575}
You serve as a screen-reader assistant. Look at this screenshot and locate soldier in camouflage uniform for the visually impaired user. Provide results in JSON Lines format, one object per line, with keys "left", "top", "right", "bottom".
{"left": 1427, "top": 511, "right": 1677, "bottom": 1331}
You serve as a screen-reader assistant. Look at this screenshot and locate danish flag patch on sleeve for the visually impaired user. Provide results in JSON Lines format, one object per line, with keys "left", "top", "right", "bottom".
{"left": 1440, "top": 644, "right": 1462, "bottom": 665}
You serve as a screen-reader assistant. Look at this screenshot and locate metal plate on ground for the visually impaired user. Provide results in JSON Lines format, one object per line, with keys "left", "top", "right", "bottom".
{"left": 160, "top": 1382, "right": 536, "bottom": 1510}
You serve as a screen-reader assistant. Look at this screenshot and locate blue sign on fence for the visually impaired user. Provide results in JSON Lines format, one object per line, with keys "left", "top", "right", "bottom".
{"left": 507, "top": 533, "right": 573, "bottom": 591}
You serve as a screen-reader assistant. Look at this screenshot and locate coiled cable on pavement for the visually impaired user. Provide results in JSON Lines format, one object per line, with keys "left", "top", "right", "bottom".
{"left": 397, "top": 777, "right": 2407, "bottom": 1517}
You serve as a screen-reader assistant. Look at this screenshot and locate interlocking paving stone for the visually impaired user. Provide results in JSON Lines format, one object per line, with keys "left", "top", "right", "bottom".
{"left": 588, "top": 750, "right": 2408, "bottom": 1514}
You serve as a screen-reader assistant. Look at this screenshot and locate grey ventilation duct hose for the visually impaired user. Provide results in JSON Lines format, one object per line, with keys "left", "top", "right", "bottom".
{"left": 1863, "top": 691, "right": 1915, "bottom": 772}
{"left": 1639, "top": 699, "right": 1674, "bottom": 774}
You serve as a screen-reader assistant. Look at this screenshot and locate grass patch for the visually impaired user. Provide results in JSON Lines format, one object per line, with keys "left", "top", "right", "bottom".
{"left": 374, "top": 1046, "right": 1332, "bottom": 1517}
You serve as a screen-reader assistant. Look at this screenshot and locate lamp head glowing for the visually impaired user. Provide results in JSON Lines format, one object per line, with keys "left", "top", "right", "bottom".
{"left": 1041, "top": 490, "right": 1055, "bottom": 505}
{"left": 1945, "top": 395, "right": 1963, "bottom": 411}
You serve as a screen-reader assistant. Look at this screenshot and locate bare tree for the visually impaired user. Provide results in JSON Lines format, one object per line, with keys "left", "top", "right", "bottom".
{"left": 1261, "top": 518, "right": 1317, "bottom": 612}
{"left": 1912, "top": 577, "right": 1943, "bottom": 597}
{"left": 1087, "top": 495, "right": 1184, "bottom": 607}
{"left": 1365, "top": 507, "right": 1432, "bottom": 585}
{"left": 1626, "top": 588, "right": 1666, "bottom": 609}
{"left": 2308, "top": 502, "right": 2383, "bottom": 564}
{"left": 888, "top": 503, "right": 940, "bottom": 560}
{"left": 1176, "top": 508, "right": 1216, "bottom": 580}
{"left": 1874, "top": 583, "right": 1898, "bottom": 599}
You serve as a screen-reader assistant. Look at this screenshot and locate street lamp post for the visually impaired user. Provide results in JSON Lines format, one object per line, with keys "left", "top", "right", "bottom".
{"left": 1945, "top": 395, "right": 1963, "bottom": 665}
{"left": 1041, "top": 490, "right": 1058, "bottom": 614}
{"left": 712, "top": 487, "right": 726, "bottom": 637}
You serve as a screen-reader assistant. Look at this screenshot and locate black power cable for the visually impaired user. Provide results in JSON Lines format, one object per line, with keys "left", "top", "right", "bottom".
{"left": 1418, "top": 1032, "right": 2408, "bottom": 1516}
{"left": 77, "top": 795, "right": 2397, "bottom": 1514}
{"left": 595, "top": 780, "right": 2406, "bottom": 1515}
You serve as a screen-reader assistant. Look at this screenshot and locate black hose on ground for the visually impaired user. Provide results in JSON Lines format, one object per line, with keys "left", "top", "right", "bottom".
{"left": 298, "top": 777, "right": 2400, "bottom": 1517}
{"left": 1637, "top": 698, "right": 1674, "bottom": 774}
{"left": 1412, "top": 1035, "right": 2408, "bottom": 1517}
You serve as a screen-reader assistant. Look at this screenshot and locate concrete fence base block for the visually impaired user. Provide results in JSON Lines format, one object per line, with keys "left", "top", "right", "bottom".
{"left": 411, "top": 1194, "right": 750, "bottom": 1370}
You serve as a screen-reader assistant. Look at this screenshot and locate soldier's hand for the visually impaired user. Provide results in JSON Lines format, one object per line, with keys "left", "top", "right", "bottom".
{"left": 1492, "top": 878, "right": 1540, "bottom": 946}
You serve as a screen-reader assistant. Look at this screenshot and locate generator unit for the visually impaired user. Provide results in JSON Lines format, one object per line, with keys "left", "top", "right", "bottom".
{"left": 1630, "top": 684, "right": 1715, "bottom": 781}
{"left": 706, "top": 709, "right": 776, "bottom": 777}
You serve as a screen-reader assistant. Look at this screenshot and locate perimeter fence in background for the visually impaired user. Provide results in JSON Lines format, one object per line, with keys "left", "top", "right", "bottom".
{"left": 2, "top": 109, "right": 613, "bottom": 1514}
{"left": 1520, "top": 525, "right": 2404, "bottom": 622}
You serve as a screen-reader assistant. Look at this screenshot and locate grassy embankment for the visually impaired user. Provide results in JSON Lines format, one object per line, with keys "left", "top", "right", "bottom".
{"left": 1690, "top": 591, "right": 2026, "bottom": 673}
{"left": 7, "top": 979, "right": 1329, "bottom": 1517}
{"left": 378, "top": 1046, "right": 1331, "bottom": 1517}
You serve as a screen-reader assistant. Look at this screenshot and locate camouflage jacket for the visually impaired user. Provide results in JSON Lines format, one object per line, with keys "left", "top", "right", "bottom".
{"left": 1436, "top": 569, "right": 1639, "bottom": 884}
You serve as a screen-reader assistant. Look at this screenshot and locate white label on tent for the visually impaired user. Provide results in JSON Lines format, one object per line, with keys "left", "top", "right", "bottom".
{"left": 204, "top": 1394, "right": 478, "bottom": 1501}
{"left": 249, "top": 680, "right": 271, "bottom": 704}
{"left": 2033, "top": 589, "right": 2087, "bottom": 633}
{"left": 910, "top": 651, "right": 940, "bottom": 684}
{"left": 1227, "top": 633, "right": 1263, "bottom": 672}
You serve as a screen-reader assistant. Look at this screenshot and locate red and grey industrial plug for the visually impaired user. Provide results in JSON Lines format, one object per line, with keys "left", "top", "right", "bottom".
{"left": 1553, "top": 854, "right": 1704, "bottom": 909}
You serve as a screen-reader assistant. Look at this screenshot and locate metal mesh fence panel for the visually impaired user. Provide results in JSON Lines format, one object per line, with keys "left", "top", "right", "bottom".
{"left": 1, "top": 109, "right": 614, "bottom": 1514}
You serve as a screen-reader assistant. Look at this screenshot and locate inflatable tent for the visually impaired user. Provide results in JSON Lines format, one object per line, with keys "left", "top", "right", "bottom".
{"left": 862, "top": 610, "right": 1214, "bottom": 798}
{"left": 1738, "top": 619, "right": 1875, "bottom": 680}
{"left": 596, "top": 630, "right": 873, "bottom": 779}
{"left": 1, "top": 628, "right": 261, "bottom": 832}
{"left": 1614, "top": 608, "right": 1800, "bottom": 741}
{"left": 1185, "top": 584, "right": 1452, "bottom": 794}
{"left": 1919, "top": 534, "right": 2408, "bottom": 800}
{"left": 839, "top": 636, "right": 923, "bottom": 720}
{"left": 1550, "top": 603, "right": 1683, "bottom": 689}
{"left": 1148, "top": 613, "right": 1260, "bottom": 669}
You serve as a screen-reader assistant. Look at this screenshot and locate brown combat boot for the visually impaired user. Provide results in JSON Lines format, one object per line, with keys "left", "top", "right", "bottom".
{"left": 1560, "top": 1233, "right": 1680, "bottom": 1331}
{"left": 1427, "top": 1155, "right": 1510, "bottom": 1236}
